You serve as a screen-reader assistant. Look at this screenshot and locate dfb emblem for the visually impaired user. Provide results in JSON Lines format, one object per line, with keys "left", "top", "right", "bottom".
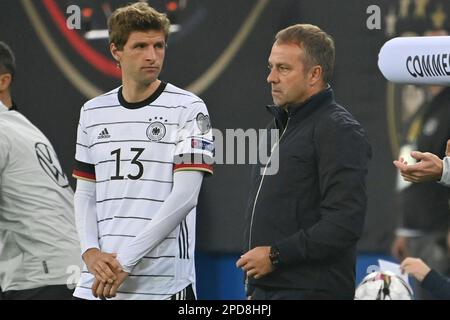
{"left": 147, "top": 122, "right": 167, "bottom": 141}
{"left": 35, "top": 143, "right": 69, "bottom": 188}
{"left": 196, "top": 113, "right": 211, "bottom": 135}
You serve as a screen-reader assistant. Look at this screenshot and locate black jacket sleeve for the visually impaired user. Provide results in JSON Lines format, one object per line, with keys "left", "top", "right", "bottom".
{"left": 275, "top": 109, "right": 372, "bottom": 265}
{"left": 421, "top": 269, "right": 450, "bottom": 300}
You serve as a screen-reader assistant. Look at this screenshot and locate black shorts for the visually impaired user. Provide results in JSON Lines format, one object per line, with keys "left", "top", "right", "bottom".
{"left": 170, "top": 284, "right": 196, "bottom": 300}
{"left": 72, "top": 284, "right": 196, "bottom": 300}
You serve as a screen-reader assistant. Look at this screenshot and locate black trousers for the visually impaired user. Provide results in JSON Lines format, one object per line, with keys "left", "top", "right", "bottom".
{"left": 0, "top": 285, "right": 74, "bottom": 300}
{"left": 251, "top": 285, "right": 351, "bottom": 300}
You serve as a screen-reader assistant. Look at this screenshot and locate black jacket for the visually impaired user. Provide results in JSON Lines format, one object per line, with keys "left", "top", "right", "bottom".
{"left": 422, "top": 269, "right": 450, "bottom": 300}
{"left": 244, "top": 87, "right": 372, "bottom": 299}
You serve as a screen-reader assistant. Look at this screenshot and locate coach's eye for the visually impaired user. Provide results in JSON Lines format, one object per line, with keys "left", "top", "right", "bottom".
{"left": 278, "top": 66, "right": 290, "bottom": 74}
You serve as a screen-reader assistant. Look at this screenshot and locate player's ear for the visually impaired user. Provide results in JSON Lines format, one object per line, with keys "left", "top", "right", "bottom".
{"left": 0, "top": 73, "right": 12, "bottom": 91}
{"left": 110, "top": 43, "right": 122, "bottom": 63}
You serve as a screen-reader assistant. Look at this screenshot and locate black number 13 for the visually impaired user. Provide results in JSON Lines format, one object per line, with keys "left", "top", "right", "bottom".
{"left": 111, "top": 148, "right": 145, "bottom": 180}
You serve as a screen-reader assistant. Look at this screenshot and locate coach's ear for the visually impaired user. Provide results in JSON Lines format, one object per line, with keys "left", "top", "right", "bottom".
{"left": 110, "top": 43, "right": 122, "bottom": 63}
{"left": 307, "top": 65, "right": 323, "bottom": 87}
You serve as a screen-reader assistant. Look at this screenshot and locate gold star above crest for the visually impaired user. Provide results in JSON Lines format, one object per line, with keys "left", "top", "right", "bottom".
{"left": 431, "top": 5, "right": 447, "bottom": 29}
{"left": 414, "top": 0, "right": 429, "bottom": 18}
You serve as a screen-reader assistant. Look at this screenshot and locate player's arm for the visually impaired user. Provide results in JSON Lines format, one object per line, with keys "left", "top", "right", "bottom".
{"left": 115, "top": 102, "right": 212, "bottom": 273}
{"left": 96, "top": 171, "right": 204, "bottom": 298}
{"left": 116, "top": 170, "right": 203, "bottom": 273}
{"left": 73, "top": 105, "right": 121, "bottom": 286}
{"left": 74, "top": 179, "right": 122, "bottom": 284}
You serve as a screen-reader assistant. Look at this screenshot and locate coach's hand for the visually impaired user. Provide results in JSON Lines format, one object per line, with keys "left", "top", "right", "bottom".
{"left": 236, "top": 246, "right": 274, "bottom": 280}
{"left": 83, "top": 248, "right": 122, "bottom": 284}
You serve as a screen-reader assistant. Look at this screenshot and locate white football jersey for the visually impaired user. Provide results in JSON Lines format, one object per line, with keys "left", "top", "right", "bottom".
{"left": 73, "top": 82, "right": 213, "bottom": 300}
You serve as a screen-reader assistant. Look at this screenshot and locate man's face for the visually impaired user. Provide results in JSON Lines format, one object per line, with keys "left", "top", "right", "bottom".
{"left": 0, "top": 72, "right": 12, "bottom": 93}
{"left": 112, "top": 30, "right": 166, "bottom": 86}
{"left": 267, "top": 42, "right": 311, "bottom": 108}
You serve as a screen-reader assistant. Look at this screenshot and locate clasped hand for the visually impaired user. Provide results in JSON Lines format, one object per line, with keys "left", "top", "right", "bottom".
{"left": 82, "top": 248, "right": 129, "bottom": 299}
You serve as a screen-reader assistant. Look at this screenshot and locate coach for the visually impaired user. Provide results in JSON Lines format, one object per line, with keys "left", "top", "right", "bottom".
{"left": 237, "top": 24, "right": 372, "bottom": 300}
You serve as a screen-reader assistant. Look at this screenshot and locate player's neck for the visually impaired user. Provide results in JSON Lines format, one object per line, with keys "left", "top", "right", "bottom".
{"left": 0, "top": 92, "right": 13, "bottom": 109}
{"left": 121, "top": 79, "right": 161, "bottom": 103}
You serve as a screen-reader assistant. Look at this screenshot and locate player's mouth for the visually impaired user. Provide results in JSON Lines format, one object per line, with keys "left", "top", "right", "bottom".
{"left": 142, "top": 66, "right": 159, "bottom": 72}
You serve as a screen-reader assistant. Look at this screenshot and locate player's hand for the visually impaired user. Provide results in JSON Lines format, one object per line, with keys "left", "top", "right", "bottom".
{"left": 82, "top": 248, "right": 122, "bottom": 284}
{"left": 107, "top": 271, "right": 129, "bottom": 298}
{"left": 93, "top": 271, "right": 129, "bottom": 299}
{"left": 236, "top": 246, "right": 274, "bottom": 280}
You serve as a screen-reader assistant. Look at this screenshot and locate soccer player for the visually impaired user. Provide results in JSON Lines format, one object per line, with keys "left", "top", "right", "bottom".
{"left": 72, "top": 2, "right": 214, "bottom": 300}
{"left": 0, "top": 41, "right": 81, "bottom": 300}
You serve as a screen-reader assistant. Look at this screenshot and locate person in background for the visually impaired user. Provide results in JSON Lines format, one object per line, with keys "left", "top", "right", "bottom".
{"left": 0, "top": 41, "right": 81, "bottom": 300}
{"left": 401, "top": 257, "right": 450, "bottom": 300}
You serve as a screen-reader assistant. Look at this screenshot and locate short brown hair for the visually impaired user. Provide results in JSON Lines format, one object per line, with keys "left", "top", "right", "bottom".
{"left": 275, "top": 24, "right": 335, "bottom": 84}
{"left": 108, "top": 2, "right": 171, "bottom": 50}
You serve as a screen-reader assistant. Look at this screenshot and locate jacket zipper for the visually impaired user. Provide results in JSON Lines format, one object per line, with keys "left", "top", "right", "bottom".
{"left": 248, "top": 117, "right": 290, "bottom": 251}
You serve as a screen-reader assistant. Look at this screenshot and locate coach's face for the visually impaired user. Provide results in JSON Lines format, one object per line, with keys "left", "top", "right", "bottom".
{"left": 267, "top": 42, "right": 313, "bottom": 108}
{"left": 111, "top": 30, "right": 166, "bottom": 86}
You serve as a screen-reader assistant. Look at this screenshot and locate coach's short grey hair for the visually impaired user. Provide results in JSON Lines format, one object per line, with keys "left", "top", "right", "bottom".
{"left": 275, "top": 24, "right": 335, "bottom": 84}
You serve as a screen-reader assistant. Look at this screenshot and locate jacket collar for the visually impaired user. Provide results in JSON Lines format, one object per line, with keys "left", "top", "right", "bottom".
{"left": 266, "top": 85, "right": 334, "bottom": 130}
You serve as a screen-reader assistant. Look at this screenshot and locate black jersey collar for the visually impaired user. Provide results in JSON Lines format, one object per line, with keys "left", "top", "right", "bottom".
{"left": 118, "top": 81, "right": 167, "bottom": 109}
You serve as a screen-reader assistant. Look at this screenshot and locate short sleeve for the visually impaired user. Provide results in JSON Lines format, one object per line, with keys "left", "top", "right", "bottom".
{"left": 173, "top": 101, "right": 214, "bottom": 175}
{"left": 73, "top": 106, "right": 96, "bottom": 181}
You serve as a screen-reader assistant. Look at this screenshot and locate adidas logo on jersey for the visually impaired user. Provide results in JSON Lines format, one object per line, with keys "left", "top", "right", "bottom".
{"left": 98, "top": 128, "right": 110, "bottom": 139}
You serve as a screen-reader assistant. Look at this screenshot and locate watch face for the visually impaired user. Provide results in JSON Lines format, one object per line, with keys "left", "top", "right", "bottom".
{"left": 269, "top": 247, "right": 280, "bottom": 266}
